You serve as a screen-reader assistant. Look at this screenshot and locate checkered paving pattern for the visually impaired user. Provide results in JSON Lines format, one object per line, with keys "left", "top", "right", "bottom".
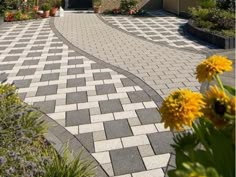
{"left": 102, "top": 10, "right": 218, "bottom": 51}
{"left": 0, "top": 19, "right": 175, "bottom": 177}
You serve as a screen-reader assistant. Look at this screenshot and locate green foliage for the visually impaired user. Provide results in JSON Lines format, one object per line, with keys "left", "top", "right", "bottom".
{"left": 93, "top": 0, "right": 101, "bottom": 6}
{"left": 0, "top": 81, "right": 95, "bottom": 177}
{"left": 0, "top": 82, "right": 52, "bottom": 177}
{"left": 217, "top": 0, "right": 235, "bottom": 11}
{"left": 0, "top": 83, "right": 21, "bottom": 107}
{"left": 169, "top": 162, "right": 221, "bottom": 177}
{"left": 44, "top": 149, "right": 95, "bottom": 177}
{"left": 169, "top": 119, "right": 235, "bottom": 177}
{"left": 195, "top": 20, "right": 215, "bottom": 29}
{"left": 41, "top": 3, "right": 51, "bottom": 11}
{"left": 120, "top": 0, "right": 138, "bottom": 14}
{"left": 189, "top": 7, "right": 235, "bottom": 36}
{"left": 14, "top": 10, "right": 22, "bottom": 20}
{"left": 190, "top": 7, "right": 209, "bottom": 20}
{"left": 50, "top": 0, "right": 61, "bottom": 8}
{"left": 199, "top": 0, "right": 216, "bottom": 8}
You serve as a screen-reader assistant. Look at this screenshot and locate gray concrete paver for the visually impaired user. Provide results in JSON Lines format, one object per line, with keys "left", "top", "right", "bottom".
{"left": 57, "top": 13, "right": 204, "bottom": 97}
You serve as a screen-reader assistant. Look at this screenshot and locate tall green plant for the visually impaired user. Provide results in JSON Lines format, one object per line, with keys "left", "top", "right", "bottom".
{"left": 44, "top": 148, "right": 95, "bottom": 177}
{"left": 199, "top": 0, "right": 216, "bottom": 8}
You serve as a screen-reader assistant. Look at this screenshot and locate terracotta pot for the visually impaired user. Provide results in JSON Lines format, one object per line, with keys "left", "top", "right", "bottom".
{"left": 43, "top": 10, "right": 50, "bottom": 18}
{"left": 50, "top": 7, "right": 58, "bottom": 16}
{"left": 129, "top": 9, "right": 135, "bottom": 15}
{"left": 33, "top": 6, "right": 39, "bottom": 11}
{"left": 93, "top": 6, "right": 101, "bottom": 13}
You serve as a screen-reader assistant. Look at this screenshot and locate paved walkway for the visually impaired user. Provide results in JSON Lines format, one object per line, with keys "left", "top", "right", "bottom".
{"left": 101, "top": 10, "right": 218, "bottom": 52}
{"left": 54, "top": 12, "right": 204, "bottom": 99}
{"left": 0, "top": 19, "right": 175, "bottom": 177}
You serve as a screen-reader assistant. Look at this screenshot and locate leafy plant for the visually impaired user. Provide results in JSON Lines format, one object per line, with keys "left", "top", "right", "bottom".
{"left": 41, "top": 3, "right": 51, "bottom": 11}
{"left": 0, "top": 80, "right": 95, "bottom": 177}
{"left": 50, "top": 0, "right": 61, "bottom": 8}
{"left": 44, "top": 148, "right": 95, "bottom": 177}
{"left": 93, "top": 0, "right": 101, "bottom": 7}
{"left": 120, "top": 0, "right": 138, "bottom": 14}
{"left": 199, "top": 0, "right": 216, "bottom": 8}
{"left": 217, "top": 0, "right": 235, "bottom": 11}
{"left": 189, "top": 7, "right": 235, "bottom": 36}
{"left": 159, "top": 55, "right": 235, "bottom": 177}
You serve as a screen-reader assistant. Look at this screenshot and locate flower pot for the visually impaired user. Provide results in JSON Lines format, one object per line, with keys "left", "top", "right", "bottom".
{"left": 129, "top": 9, "right": 135, "bottom": 15}
{"left": 50, "top": 7, "right": 58, "bottom": 17}
{"left": 93, "top": 6, "right": 101, "bottom": 13}
{"left": 33, "top": 6, "right": 39, "bottom": 11}
{"left": 43, "top": 10, "right": 50, "bottom": 18}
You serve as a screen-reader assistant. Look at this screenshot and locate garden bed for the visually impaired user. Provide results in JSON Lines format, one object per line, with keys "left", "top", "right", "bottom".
{"left": 186, "top": 20, "right": 235, "bottom": 49}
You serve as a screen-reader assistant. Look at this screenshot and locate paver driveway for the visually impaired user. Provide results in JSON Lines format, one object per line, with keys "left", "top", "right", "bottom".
{"left": 0, "top": 19, "right": 175, "bottom": 177}
{"left": 54, "top": 12, "right": 205, "bottom": 99}
{"left": 101, "top": 10, "right": 218, "bottom": 52}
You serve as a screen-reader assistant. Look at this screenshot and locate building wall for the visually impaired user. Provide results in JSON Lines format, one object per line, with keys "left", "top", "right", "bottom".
{"left": 101, "top": 0, "right": 163, "bottom": 12}
{"left": 163, "top": 0, "right": 198, "bottom": 15}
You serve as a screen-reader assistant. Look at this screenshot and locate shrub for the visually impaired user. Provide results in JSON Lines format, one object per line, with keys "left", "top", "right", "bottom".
{"left": 190, "top": 7, "right": 209, "bottom": 20}
{"left": 14, "top": 10, "right": 22, "bottom": 21}
{"left": 217, "top": 0, "right": 235, "bottom": 11}
{"left": 44, "top": 149, "right": 95, "bottom": 177}
{"left": 207, "top": 8, "right": 235, "bottom": 30}
{"left": 189, "top": 6, "right": 235, "bottom": 36}
{"left": 120, "top": 0, "right": 138, "bottom": 14}
{"left": 51, "top": 0, "right": 61, "bottom": 8}
{"left": 93, "top": 0, "right": 101, "bottom": 6}
{"left": 41, "top": 3, "right": 51, "bottom": 11}
{"left": 0, "top": 81, "right": 95, "bottom": 177}
{"left": 4, "top": 10, "right": 14, "bottom": 21}
{"left": 199, "top": 0, "right": 216, "bottom": 8}
{"left": 195, "top": 19, "right": 215, "bottom": 29}
{"left": 0, "top": 83, "right": 20, "bottom": 107}
{"left": 0, "top": 82, "right": 51, "bottom": 177}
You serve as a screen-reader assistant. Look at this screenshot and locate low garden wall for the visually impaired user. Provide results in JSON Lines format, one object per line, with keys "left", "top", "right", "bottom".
{"left": 186, "top": 21, "right": 235, "bottom": 49}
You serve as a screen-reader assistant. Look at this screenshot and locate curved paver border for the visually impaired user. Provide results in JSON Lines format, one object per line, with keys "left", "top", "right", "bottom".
{"left": 97, "top": 14, "right": 228, "bottom": 55}
{"left": 41, "top": 112, "right": 109, "bottom": 177}
{"left": 49, "top": 17, "right": 164, "bottom": 108}
{"left": 50, "top": 16, "right": 177, "bottom": 177}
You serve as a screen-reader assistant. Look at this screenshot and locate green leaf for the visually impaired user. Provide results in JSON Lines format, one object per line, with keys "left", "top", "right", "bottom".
{"left": 223, "top": 85, "right": 236, "bottom": 96}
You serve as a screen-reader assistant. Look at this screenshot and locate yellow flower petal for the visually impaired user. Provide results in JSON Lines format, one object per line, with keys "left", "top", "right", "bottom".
{"left": 203, "top": 86, "right": 230, "bottom": 128}
{"left": 196, "top": 55, "right": 232, "bottom": 83}
{"left": 160, "top": 89, "right": 205, "bottom": 131}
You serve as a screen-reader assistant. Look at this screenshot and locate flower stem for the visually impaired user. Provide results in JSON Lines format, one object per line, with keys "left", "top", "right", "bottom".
{"left": 224, "top": 113, "right": 235, "bottom": 120}
{"left": 215, "top": 75, "right": 224, "bottom": 92}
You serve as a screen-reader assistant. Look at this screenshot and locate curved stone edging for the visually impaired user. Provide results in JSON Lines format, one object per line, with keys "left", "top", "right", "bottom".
{"left": 49, "top": 17, "right": 164, "bottom": 108}
{"left": 40, "top": 112, "right": 109, "bottom": 177}
{"left": 40, "top": 113, "right": 108, "bottom": 176}
{"left": 186, "top": 21, "right": 235, "bottom": 49}
{"left": 50, "top": 16, "right": 177, "bottom": 176}
{"left": 97, "top": 14, "right": 228, "bottom": 55}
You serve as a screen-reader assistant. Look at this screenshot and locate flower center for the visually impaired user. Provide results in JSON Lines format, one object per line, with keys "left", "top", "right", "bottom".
{"left": 214, "top": 101, "right": 226, "bottom": 116}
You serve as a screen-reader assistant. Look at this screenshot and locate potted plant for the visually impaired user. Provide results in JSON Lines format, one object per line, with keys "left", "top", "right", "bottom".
{"left": 93, "top": 0, "right": 102, "bottom": 13}
{"left": 41, "top": 3, "right": 51, "bottom": 18}
{"left": 50, "top": 0, "right": 61, "bottom": 16}
{"left": 33, "top": 0, "right": 39, "bottom": 11}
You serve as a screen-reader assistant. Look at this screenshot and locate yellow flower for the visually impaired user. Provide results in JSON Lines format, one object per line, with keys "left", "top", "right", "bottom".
{"left": 203, "top": 86, "right": 230, "bottom": 127}
{"left": 196, "top": 55, "right": 232, "bottom": 83}
{"left": 160, "top": 89, "right": 205, "bottom": 131}
{"left": 229, "top": 97, "right": 236, "bottom": 115}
